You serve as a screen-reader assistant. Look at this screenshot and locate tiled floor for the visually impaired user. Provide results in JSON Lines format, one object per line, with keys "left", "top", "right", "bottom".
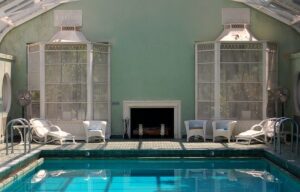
{"left": 0, "top": 139, "right": 299, "bottom": 169}
{"left": 0, "top": 140, "right": 265, "bottom": 166}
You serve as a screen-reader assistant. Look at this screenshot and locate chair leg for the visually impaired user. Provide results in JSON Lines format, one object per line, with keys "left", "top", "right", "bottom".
{"left": 60, "top": 139, "right": 63, "bottom": 145}
{"left": 86, "top": 137, "right": 89, "bottom": 143}
{"left": 228, "top": 137, "right": 230, "bottom": 143}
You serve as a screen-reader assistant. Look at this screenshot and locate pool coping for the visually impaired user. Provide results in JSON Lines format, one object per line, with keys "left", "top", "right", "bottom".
{"left": 0, "top": 158, "right": 44, "bottom": 190}
{"left": 0, "top": 148, "right": 300, "bottom": 190}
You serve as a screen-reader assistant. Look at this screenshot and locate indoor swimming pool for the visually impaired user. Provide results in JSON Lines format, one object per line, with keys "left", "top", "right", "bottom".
{"left": 3, "top": 158, "right": 300, "bottom": 192}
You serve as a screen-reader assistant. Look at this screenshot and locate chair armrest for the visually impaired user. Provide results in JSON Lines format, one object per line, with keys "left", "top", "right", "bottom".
{"left": 228, "top": 121, "right": 237, "bottom": 134}
{"left": 212, "top": 121, "right": 216, "bottom": 131}
{"left": 250, "top": 124, "right": 263, "bottom": 131}
{"left": 184, "top": 121, "right": 189, "bottom": 132}
{"left": 49, "top": 125, "right": 62, "bottom": 132}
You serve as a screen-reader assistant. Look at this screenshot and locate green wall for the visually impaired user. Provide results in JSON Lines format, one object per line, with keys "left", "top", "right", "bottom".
{"left": 0, "top": 0, "right": 300, "bottom": 136}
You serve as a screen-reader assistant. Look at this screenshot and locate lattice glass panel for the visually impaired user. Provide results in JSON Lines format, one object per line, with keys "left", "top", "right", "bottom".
{"left": 197, "top": 40, "right": 275, "bottom": 120}
{"left": 197, "top": 51, "right": 215, "bottom": 63}
{"left": 198, "top": 64, "right": 214, "bottom": 82}
{"left": 61, "top": 51, "right": 79, "bottom": 64}
{"left": 46, "top": 103, "right": 62, "bottom": 120}
{"left": 93, "top": 64, "right": 108, "bottom": 83}
{"left": 61, "top": 85, "right": 72, "bottom": 102}
{"left": 62, "top": 64, "right": 77, "bottom": 83}
{"left": 198, "top": 83, "right": 214, "bottom": 101}
{"left": 219, "top": 42, "right": 264, "bottom": 120}
{"left": 77, "top": 51, "right": 87, "bottom": 63}
{"left": 28, "top": 72, "right": 40, "bottom": 91}
{"left": 197, "top": 43, "right": 215, "bottom": 63}
{"left": 93, "top": 84, "right": 108, "bottom": 102}
{"left": 45, "top": 43, "right": 88, "bottom": 121}
{"left": 266, "top": 43, "right": 277, "bottom": 90}
{"left": 196, "top": 43, "right": 215, "bottom": 119}
{"left": 93, "top": 102, "right": 108, "bottom": 120}
{"left": 220, "top": 63, "right": 262, "bottom": 82}
{"left": 28, "top": 44, "right": 41, "bottom": 118}
{"left": 94, "top": 44, "right": 109, "bottom": 52}
{"left": 221, "top": 50, "right": 262, "bottom": 62}
{"left": 220, "top": 102, "right": 262, "bottom": 119}
{"left": 45, "top": 65, "right": 61, "bottom": 83}
{"left": 45, "top": 84, "right": 61, "bottom": 102}
{"left": 28, "top": 45, "right": 40, "bottom": 91}
{"left": 62, "top": 103, "right": 86, "bottom": 120}
{"left": 30, "top": 91, "right": 40, "bottom": 102}
{"left": 28, "top": 52, "right": 40, "bottom": 72}
{"left": 92, "top": 43, "right": 110, "bottom": 121}
{"left": 73, "top": 84, "right": 87, "bottom": 102}
{"left": 220, "top": 83, "right": 263, "bottom": 101}
{"left": 62, "top": 64, "right": 86, "bottom": 83}
{"left": 93, "top": 52, "right": 109, "bottom": 65}
{"left": 31, "top": 103, "right": 40, "bottom": 118}
{"left": 197, "top": 102, "right": 214, "bottom": 119}
{"left": 45, "top": 52, "right": 61, "bottom": 64}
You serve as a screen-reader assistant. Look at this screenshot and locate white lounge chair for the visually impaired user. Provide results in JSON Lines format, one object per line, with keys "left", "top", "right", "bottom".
{"left": 212, "top": 120, "right": 237, "bottom": 142}
{"left": 235, "top": 118, "right": 278, "bottom": 144}
{"left": 30, "top": 118, "right": 75, "bottom": 145}
{"left": 184, "top": 120, "right": 207, "bottom": 142}
{"left": 83, "top": 120, "right": 106, "bottom": 143}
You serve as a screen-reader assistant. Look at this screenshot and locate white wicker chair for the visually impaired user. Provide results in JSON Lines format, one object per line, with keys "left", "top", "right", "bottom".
{"left": 185, "top": 120, "right": 208, "bottom": 142}
{"left": 83, "top": 120, "right": 106, "bottom": 143}
{"left": 212, "top": 120, "right": 237, "bottom": 143}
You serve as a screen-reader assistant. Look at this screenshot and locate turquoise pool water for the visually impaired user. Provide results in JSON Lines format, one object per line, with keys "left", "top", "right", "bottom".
{"left": 3, "top": 158, "right": 300, "bottom": 192}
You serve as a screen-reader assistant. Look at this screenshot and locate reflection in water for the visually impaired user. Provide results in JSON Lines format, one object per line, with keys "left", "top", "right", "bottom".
{"left": 236, "top": 170, "right": 276, "bottom": 182}
{"left": 31, "top": 170, "right": 47, "bottom": 183}
{"left": 4, "top": 158, "right": 300, "bottom": 192}
{"left": 24, "top": 168, "right": 284, "bottom": 192}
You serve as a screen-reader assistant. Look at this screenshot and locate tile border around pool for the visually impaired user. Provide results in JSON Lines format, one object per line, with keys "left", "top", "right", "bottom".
{"left": 0, "top": 150, "right": 41, "bottom": 181}
{"left": 263, "top": 150, "right": 300, "bottom": 179}
{"left": 38, "top": 149, "right": 300, "bottom": 178}
{"left": 0, "top": 157, "right": 44, "bottom": 190}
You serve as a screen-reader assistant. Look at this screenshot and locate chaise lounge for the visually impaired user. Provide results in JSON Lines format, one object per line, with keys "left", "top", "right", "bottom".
{"left": 30, "top": 118, "right": 75, "bottom": 145}
{"left": 235, "top": 118, "right": 278, "bottom": 144}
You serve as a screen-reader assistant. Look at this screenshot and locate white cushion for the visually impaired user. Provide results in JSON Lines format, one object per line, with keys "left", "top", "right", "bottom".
{"left": 237, "top": 130, "right": 263, "bottom": 137}
{"left": 31, "top": 119, "right": 50, "bottom": 137}
{"left": 215, "top": 121, "right": 230, "bottom": 130}
{"left": 48, "top": 130, "right": 71, "bottom": 138}
{"left": 189, "top": 120, "right": 204, "bottom": 129}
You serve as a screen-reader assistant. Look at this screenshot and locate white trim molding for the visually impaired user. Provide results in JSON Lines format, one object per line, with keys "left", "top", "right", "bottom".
{"left": 123, "top": 100, "right": 181, "bottom": 139}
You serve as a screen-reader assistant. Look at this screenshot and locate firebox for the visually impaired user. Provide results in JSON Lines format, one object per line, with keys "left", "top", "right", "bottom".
{"left": 130, "top": 108, "right": 174, "bottom": 138}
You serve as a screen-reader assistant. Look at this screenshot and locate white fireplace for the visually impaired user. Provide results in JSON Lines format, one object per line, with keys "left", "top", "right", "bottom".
{"left": 123, "top": 100, "right": 181, "bottom": 139}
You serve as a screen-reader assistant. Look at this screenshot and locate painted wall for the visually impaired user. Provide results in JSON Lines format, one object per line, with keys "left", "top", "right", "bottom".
{"left": 0, "top": 0, "right": 300, "bottom": 136}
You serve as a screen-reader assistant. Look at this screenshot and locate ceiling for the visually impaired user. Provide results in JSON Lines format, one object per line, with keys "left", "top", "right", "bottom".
{"left": 0, "top": 0, "right": 298, "bottom": 43}
{"left": 0, "top": 0, "right": 75, "bottom": 42}
{"left": 233, "top": 0, "right": 300, "bottom": 32}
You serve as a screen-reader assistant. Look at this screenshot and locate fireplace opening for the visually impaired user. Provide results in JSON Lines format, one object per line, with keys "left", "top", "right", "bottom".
{"left": 130, "top": 108, "right": 174, "bottom": 138}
